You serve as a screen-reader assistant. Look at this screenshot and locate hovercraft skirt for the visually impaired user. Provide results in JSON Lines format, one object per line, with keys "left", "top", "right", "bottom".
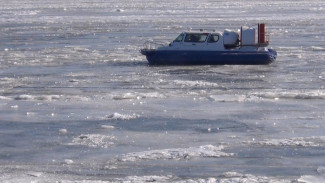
{"left": 141, "top": 49, "right": 277, "bottom": 65}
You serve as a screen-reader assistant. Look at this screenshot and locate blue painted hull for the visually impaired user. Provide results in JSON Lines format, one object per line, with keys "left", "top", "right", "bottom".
{"left": 141, "top": 49, "right": 277, "bottom": 65}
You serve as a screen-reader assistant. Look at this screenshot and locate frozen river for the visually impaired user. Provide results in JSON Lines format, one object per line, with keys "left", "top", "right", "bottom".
{"left": 1, "top": 0, "right": 325, "bottom": 182}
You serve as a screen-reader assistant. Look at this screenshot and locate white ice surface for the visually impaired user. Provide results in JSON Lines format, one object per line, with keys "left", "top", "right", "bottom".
{"left": 118, "top": 145, "right": 233, "bottom": 162}
{"left": 69, "top": 134, "right": 116, "bottom": 148}
{"left": 1, "top": 0, "right": 325, "bottom": 181}
{"left": 0, "top": 171, "right": 293, "bottom": 183}
{"left": 245, "top": 136, "right": 325, "bottom": 147}
{"left": 105, "top": 112, "right": 140, "bottom": 120}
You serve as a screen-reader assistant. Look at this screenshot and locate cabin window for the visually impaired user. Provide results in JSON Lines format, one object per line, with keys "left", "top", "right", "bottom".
{"left": 184, "top": 33, "right": 208, "bottom": 42}
{"left": 173, "top": 33, "right": 184, "bottom": 42}
{"left": 208, "top": 34, "right": 219, "bottom": 43}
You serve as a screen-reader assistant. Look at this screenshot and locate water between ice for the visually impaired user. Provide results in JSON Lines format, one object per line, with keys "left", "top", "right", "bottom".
{"left": 1, "top": 0, "right": 325, "bottom": 182}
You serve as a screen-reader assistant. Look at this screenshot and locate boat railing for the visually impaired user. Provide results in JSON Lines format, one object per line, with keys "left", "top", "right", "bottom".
{"left": 142, "top": 40, "right": 169, "bottom": 50}
{"left": 257, "top": 32, "right": 270, "bottom": 47}
{"left": 187, "top": 28, "right": 218, "bottom": 32}
{"left": 241, "top": 42, "right": 269, "bottom": 47}
{"left": 241, "top": 33, "right": 270, "bottom": 47}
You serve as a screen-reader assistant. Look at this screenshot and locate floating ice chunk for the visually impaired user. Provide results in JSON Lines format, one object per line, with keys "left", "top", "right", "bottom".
{"left": 115, "top": 175, "right": 173, "bottom": 182}
{"left": 112, "top": 92, "right": 164, "bottom": 100}
{"left": 259, "top": 138, "right": 316, "bottom": 147}
{"left": 142, "top": 92, "right": 165, "bottom": 99}
{"left": 26, "top": 112, "right": 36, "bottom": 116}
{"left": 0, "top": 172, "right": 292, "bottom": 183}
{"left": 116, "top": 9, "right": 125, "bottom": 12}
{"left": 173, "top": 80, "right": 220, "bottom": 88}
{"left": 101, "top": 125, "right": 115, "bottom": 129}
{"left": 64, "top": 159, "right": 74, "bottom": 165}
{"left": 179, "top": 178, "right": 217, "bottom": 183}
{"left": 317, "top": 166, "right": 325, "bottom": 175}
{"left": 15, "top": 94, "right": 60, "bottom": 101}
{"left": 57, "top": 173, "right": 290, "bottom": 182}
{"left": 298, "top": 175, "right": 325, "bottom": 183}
{"left": 311, "top": 46, "right": 325, "bottom": 51}
{"left": 16, "top": 10, "right": 39, "bottom": 16}
{"left": 59, "top": 129, "right": 68, "bottom": 134}
{"left": 251, "top": 90, "right": 325, "bottom": 100}
{"left": 118, "top": 145, "right": 233, "bottom": 162}
{"left": 38, "top": 95, "right": 60, "bottom": 101}
{"left": 208, "top": 94, "right": 247, "bottom": 102}
{"left": 26, "top": 172, "right": 42, "bottom": 177}
{"left": 245, "top": 136, "right": 325, "bottom": 147}
{"left": 70, "top": 134, "right": 116, "bottom": 148}
{"left": 68, "top": 79, "right": 79, "bottom": 83}
{"left": 0, "top": 96, "right": 11, "bottom": 100}
{"left": 10, "top": 105, "right": 19, "bottom": 109}
{"left": 221, "top": 171, "right": 243, "bottom": 178}
{"left": 173, "top": 172, "right": 290, "bottom": 183}
{"left": 16, "top": 95, "right": 34, "bottom": 100}
{"left": 112, "top": 93, "right": 138, "bottom": 100}
{"left": 105, "top": 112, "right": 139, "bottom": 120}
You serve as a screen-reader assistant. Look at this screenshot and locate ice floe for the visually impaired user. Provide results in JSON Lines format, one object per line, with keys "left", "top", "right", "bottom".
{"left": 70, "top": 134, "right": 116, "bottom": 148}
{"left": 112, "top": 175, "right": 173, "bottom": 183}
{"left": 59, "top": 128, "right": 68, "bottom": 134}
{"left": 101, "top": 125, "right": 115, "bottom": 129}
{"left": 116, "top": 9, "right": 125, "bottom": 12}
{"left": 299, "top": 167, "right": 325, "bottom": 183}
{"left": 250, "top": 90, "right": 325, "bottom": 100}
{"left": 173, "top": 80, "right": 220, "bottom": 88}
{"left": 14, "top": 94, "right": 61, "bottom": 101}
{"left": 174, "top": 172, "right": 291, "bottom": 183}
{"left": 112, "top": 93, "right": 138, "bottom": 100}
{"left": 298, "top": 175, "right": 325, "bottom": 183}
{"left": 10, "top": 105, "right": 18, "bottom": 109}
{"left": 118, "top": 145, "right": 233, "bottom": 162}
{"left": 317, "top": 167, "right": 325, "bottom": 175}
{"left": 0, "top": 96, "right": 12, "bottom": 100}
{"left": 2, "top": 0, "right": 325, "bottom": 181}
{"left": 0, "top": 171, "right": 297, "bottom": 183}
{"left": 63, "top": 159, "right": 74, "bottom": 165}
{"left": 112, "top": 92, "right": 164, "bottom": 100}
{"left": 245, "top": 136, "right": 325, "bottom": 147}
{"left": 208, "top": 94, "right": 260, "bottom": 102}
{"left": 26, "top": 171, "right": 43, "bottom": 178}
{"left": 311, "top": 46, "right": 325, "bottom": 51}
{"left": 105, "top": 112, "right": 140, "bottom": 120}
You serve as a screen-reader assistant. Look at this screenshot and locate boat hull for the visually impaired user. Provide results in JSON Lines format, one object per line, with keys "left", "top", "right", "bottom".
{"left": 141, "top": 49, "right": 277, "bottom": 65}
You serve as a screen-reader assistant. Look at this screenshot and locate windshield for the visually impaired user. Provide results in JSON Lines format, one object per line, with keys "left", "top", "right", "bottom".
{"left": 173, "top": 33, "right": 184, "bottom": 42}
{"left": 184, "top": 33, "right": 209, "bottom": 42}
{"left": 208, "top": 34, "right": 220, "bottom": 43}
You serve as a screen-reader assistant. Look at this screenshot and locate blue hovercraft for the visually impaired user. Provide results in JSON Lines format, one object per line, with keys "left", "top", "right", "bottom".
{"left": 140, "top": 23, "right": 277, "bottom": 65}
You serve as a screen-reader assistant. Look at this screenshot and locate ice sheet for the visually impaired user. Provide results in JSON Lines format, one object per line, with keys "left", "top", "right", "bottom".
{"left": 1, "top": 0, "right": 325, "bottom": 182}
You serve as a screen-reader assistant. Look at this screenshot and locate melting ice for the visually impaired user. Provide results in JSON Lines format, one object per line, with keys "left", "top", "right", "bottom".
{"left": 1, "top": 0, "right": 325, "bottom": 182}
